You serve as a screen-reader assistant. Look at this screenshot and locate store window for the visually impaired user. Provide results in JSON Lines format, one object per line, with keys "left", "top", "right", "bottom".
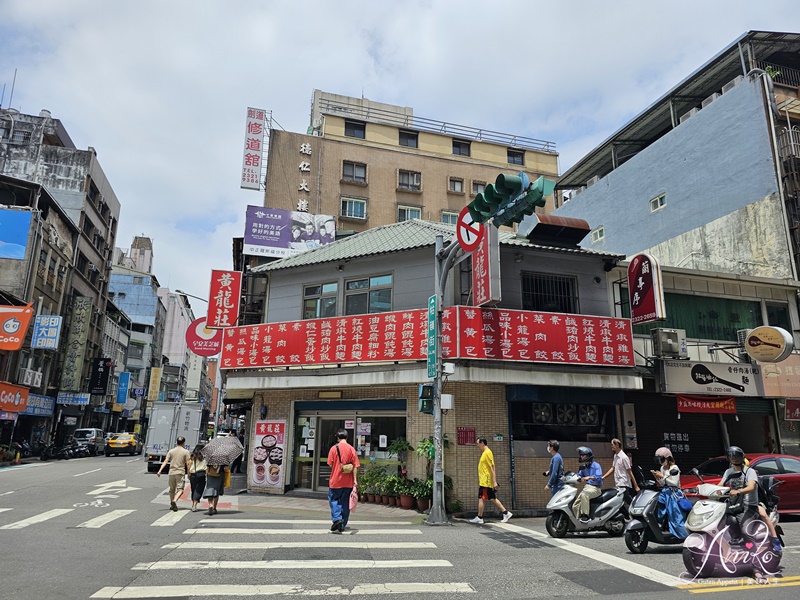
{"left": 521, "top": 272, "right": 579, "bottom": 314}
{"left": 303, "top": 282, "right": 338, "bottom": 319}
{"left": 345, "top": 274, "right": 392, "bottom": 315}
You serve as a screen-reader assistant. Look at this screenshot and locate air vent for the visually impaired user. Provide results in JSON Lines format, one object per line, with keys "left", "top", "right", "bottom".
{"left": 679, "top": 108, "right": 699, "bottom": 124}
{"left": 701, "top": 93, "right": 720, "bottom": 108}
{"left": 651, "top": 328, "right": 688, "bottom": 358}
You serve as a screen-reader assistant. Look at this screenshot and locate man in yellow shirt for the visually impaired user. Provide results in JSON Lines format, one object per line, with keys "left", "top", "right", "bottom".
{"left": 470, "top": 437, "right": 512, "bottom": 524}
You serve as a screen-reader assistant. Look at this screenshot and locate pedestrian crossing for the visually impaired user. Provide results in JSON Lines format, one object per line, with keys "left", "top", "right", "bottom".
{"left": 0, "top": 506, "right": 192, "bottom": 529}
{"left": 88, "top": 515, "right": 477, "bottom": 598}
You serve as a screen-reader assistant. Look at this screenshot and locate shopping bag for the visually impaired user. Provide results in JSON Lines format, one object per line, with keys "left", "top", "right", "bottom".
{"left": 223, "top": 467, "right": 231, "bottom": 488}
{"left": 349, "top": 486, "right": 358, "bottom": 512}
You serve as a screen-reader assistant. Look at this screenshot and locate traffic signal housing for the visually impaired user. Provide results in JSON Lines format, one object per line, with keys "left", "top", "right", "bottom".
{"left": 492, "top": 175, "right": 556, "bottom": 227}
{"left": 467, "top": 173, "right": 526, "bottom": 224}
{"left": 418, "top": 383, "right": 434, "bottom": 414}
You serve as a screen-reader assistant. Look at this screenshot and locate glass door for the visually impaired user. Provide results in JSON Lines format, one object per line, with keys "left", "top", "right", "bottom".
{"left": 316, "top": 418, "right": 345, "bottom": 490}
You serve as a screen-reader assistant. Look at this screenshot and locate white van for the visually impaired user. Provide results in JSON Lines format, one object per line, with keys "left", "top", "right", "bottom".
{"left": 73, "top": 428, "right": 105, "bottom": 456}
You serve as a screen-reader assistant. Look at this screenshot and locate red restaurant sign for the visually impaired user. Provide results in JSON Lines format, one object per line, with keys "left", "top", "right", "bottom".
{"left": 207, "top": 270, "right": 243, "bottom": 329}
{"left": 786, "top": 398, "right": 800, "bottom": 421}
{"left": 0, "top": 381, "right": 29, "bottom": 413}
{"left": 676, "top": 394, "right": 737, "bottom": 414}
{"left": 220, "top": 306, "right": 635, "bottom": 370}
{"left": 627, "top": 253, "right": 666, "bottom": 325}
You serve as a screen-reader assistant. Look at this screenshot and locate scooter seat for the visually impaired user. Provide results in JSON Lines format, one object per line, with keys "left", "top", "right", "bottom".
{"left": 590, "top": 489, "right": 621, "bottom": 505}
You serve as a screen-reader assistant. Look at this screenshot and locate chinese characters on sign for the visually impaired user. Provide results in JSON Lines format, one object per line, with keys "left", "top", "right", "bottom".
{"left": 0, "top": 381, "right": 29, "bottom": 412}
{"left": 88, "top": 357, "right": 114, "bottom": 395}
{"left": 661, "top": 431, "right": 691, "bottom": 454}
{"left": 243, "top": 206, "right": 335, "bottom": 258}
{"left": 240, "top": 107, "right": 267, "bottom": 190}
{"left": 785, "top": 398, "right": 800, "bottom": 421}
{"left": 207, "top": 270, "right": 243, "bottom": 329}
{"left": 472, "top": 226, "right": 501, "bottom": 307}
{"left": 297, "top": 142, "right": 313, "bottom": 212}
{"left": 627, "top": 253, "right": 666, "bottom": 325}
{"left": 56, "top": 391, "right": 90, "bottom": 406}
{"left": 676, "top": 394, "right": 737, "bottom": 415}
{"left": 220, "top": 306, "right": 636, "bottom": 370}
{"left": 20, "top": 394, "right": 54, "bottom": 417}
{"left": 251, "top": 420, "right": 287, "bottom": 488}
{"left": 660, "top": 360, "right": 763, "bottom": 396}
{"left": 147, "top": 367, "right": 162, "bottom": 401}
{"left": 59, "top": 297, "right": 92, "bottom": 392}
{"left": 31, "top": 315, "right": 62, "bottom": 349}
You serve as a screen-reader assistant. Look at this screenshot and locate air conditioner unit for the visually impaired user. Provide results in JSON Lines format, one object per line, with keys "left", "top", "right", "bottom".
{"left": 586, "top": 175, "right": 600, "bottom": 187}
{"left": 88, "top": 263, "right": 98, "bottom": 272}
{"left": 679, "top": 108, "right": 699, "bottom": 123}
{"left": 722, "top": 75, "right": 744, "bottom": 94}
{"left": 737, "top": 328, "right": 754, "bottom": 362}
{"left": 651, "top": 328, "right": 688, "bottom": 358}
{"left": 20, "top": 368, "right": 33, "bottom": 386}
{"left": 701, "top": 93, "right": 721, "bottom": 108}
{"left": 33, "top": 371, "right": 43, "bottom": 387}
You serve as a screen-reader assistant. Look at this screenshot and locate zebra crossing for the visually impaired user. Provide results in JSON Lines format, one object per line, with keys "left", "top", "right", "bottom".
{"left": 88, "top": 515, "right": 477, "bottom": 598}
{"left": 0, "top": 506, "right": 192, "bottom": 529}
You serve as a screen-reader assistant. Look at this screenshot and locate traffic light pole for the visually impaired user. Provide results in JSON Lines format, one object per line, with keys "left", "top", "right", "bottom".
{"left": 427, "top": 235, "right": 462, "bottom": 526}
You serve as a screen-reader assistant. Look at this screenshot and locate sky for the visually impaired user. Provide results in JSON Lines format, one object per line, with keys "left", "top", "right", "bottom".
{"left": 2, "top": 0, "right": 799, "bottom": 304}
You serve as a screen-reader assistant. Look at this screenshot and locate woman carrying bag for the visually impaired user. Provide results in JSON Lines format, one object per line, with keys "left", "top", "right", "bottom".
{"left": 202, "top": 463, "right": 228, "bottom": 515}
{"left": 188, "top": 445, "right": 207, "bottom": 513}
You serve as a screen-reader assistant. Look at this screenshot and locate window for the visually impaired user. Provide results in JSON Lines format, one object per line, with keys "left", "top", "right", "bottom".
{"left": 398, "top": 170, "right": 421, "bottom": 192}
{"left": 398, "top": 205, "right": 421, "bottom": 221}
{"left": 779, "top": 457, "right": 800, "bottom": 474}
{"left": 342, "top": 161, "right": 366, "bottom": 183}
{"left": 303, "top": 282, "right": 338, "bottom": 319}
{"left": 399, "top": 130, "right": 418, "bottom": 148}
{"left": 521, "top": 272, "right": 579, "bottom": 314}
{"left": 345, "top": 274, "right": 393, "bottom": 315}
{"left": 472, "top": 181, "right": 485, "bottom": 196}
{"left": 133, "top": 276, "right": 145, "bottom": 284}
{"left": 441, "top": 211, "right": 459, "bottom": 225}
{"left": 452, "top": 139, "right": 470, "bottom": 156}
{"left": 508, "top": 149, "right": 524, "bottom": 165}
{"left": 754, "top": 458, "right": 780, "bottom": 475}
{"left": 344, "top": 120, "right": 365, "bottom": 139}
{"left": 766, "top": 302, "right": 791, "bottom": 331}
{"left": 448, "top": 178, "right": 463, "bottom": 193}
{"left": 128, "top": 344, "right": 144, "bottom": 360}
{"left": 591, "top": 226, "right": 604, "bottom": 243}
{"left": 650, "top": 193, "right": 666, "bottom": 212}
{"left": 11, "top": 129, "right": 31, "bottom": 144}
{"left": 341, "top": 196, "right": 367, "bottom": 220}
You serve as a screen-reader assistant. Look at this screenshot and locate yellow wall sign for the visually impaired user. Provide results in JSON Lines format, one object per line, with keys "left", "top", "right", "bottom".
{"left": 147, "top": 367, "right": 162, "bottom": 400}
{"left": 745, "top": 326, "right": 794, "bottom": 363}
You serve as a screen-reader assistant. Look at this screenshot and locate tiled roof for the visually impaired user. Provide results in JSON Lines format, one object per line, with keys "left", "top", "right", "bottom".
{"left": 252, "top": 219, "right": 625, "bottom": 272}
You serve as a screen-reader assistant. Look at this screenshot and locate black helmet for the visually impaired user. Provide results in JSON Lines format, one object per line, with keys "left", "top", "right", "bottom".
{"left": 727, "top": 446, "right": 745, "bottom": 465}
{"left": 577, "top": 446, "right": 593, "bottom": 465}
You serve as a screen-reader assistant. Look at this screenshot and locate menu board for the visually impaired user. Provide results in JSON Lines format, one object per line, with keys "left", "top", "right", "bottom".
{"left": 251, "top": 420, "right": 286, "bottom": 488}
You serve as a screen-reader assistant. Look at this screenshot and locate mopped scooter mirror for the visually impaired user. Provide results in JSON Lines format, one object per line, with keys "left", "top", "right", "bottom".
{"left": 691, "top": 467, "right": 705, "bottom": 484}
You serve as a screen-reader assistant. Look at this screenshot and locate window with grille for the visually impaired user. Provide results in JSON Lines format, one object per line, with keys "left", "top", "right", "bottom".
{"left": 340, "top": 196, "right": 367, "bottom": 220}
{"left": 303, "top": 282, "right": 338, "bottom": 319}
{"left": 507, "top": 149, "right": 524, "bottom": 165}
{"left": 345, "top": 274, "right": 392, "bottom": 315}
{"left": 399, "top": 130, "right": 418, "bottom": 148}
{"left": 441, "top": 211, "right": 459, "bottom": 225}
{"left": 398, "top": 170, "right": 421, "bottom": 191}
{"left": 11, "top": 129, "right": 32, "bottom": 144}
{"left": 344, "top": 120, "right": 365, "bottom": 139}
{"left": 342, "top": 161, "right": 366, "bottom": 183}
{"left": 452, "top": 139, "right": 470, "bottom": 156}
{"left": 521, "top": 272, "right": 579, "bottom": 314}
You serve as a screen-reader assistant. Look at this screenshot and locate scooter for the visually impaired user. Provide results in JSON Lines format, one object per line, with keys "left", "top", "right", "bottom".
{"left": 624, "top": 467, "right": 686, "bottom": 553}
{"left": 545, "top": 472, "right": 627, "bottom": 538}
{"left": 682, "top": 471, "right": 782, "bottom": 579}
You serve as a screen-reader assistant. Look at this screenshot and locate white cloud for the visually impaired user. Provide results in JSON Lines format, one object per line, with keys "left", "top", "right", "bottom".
{"left": 2, "top": 0, "right": 799, "bottom": 299}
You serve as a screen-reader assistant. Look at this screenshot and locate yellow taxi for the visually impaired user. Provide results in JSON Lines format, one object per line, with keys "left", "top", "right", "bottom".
{"left": 104, "top": 433, "right": 143, "bottom": 456}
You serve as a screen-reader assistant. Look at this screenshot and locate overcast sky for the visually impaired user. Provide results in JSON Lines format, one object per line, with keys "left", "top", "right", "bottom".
{"left": 2, "top": 1, "right": 799, "bottom": 304}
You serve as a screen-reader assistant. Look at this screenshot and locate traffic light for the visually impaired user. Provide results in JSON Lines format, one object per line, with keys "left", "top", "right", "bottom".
{"left": 467, "top": 173, "right": 526, "bottom": 224}
{"left": 492, "top": 175, "right": 556, "bottom": 227}
{"left": 418, "top": 383, "right": 434, "bottom": 414}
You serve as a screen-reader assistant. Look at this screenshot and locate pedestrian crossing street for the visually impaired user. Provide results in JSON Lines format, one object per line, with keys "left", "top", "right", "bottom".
{"left": 86, "top": 515, "right": 477, "bottom": 598}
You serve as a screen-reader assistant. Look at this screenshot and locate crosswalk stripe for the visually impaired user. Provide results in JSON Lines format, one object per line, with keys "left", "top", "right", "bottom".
{"left": 151, "top": 511, "right": 191, "bottom": 527}
{"left": 91, "top": 582, "right": 476, "bottom": 598}
{"left": 162, "top": 541, "right": 437, "bottom": 549}
{"left": 133, "top": 559, "right": 452, "bottom": 570}
{"left": 0, "top": 508, "right": 73, "bottom": 529}
{"left": 200, "top": 518, "right": 418, "bottom": 525}
{"left": 0, "top": 508, "right": 13, "bottom": 514}
{"left": 78, "top": 510, "right": 136, "bottom": 528}
{"left": 183, "top": 528, "right": 422, "bottom": 535}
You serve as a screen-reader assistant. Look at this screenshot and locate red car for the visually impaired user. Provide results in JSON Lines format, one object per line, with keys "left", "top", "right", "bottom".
{"left": 680, "top": 453, "right": 800, "bottom": 514}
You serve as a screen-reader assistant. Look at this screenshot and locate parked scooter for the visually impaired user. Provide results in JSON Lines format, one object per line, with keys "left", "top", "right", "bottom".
{"left": 624, "top": 467, "right": 686, "bottom": 553}
{"left": 682, "top": 471, "right": 782, "bottom": 579}
{"left": 545, "top": 472, "right": 627, "bottom": 537}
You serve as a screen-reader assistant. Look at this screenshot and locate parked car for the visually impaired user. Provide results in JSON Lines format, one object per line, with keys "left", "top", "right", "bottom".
{"left": 72, "top": 428, "right": 105, "bottom": 456}
{"left": 681, "top": 453, "right": 800, "bottom": 513}
{"left": 105, "top": 433, "right": 143, "bottom": 456}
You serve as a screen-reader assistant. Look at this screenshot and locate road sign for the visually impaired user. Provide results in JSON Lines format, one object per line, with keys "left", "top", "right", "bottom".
{"left": 427, "top": 295, "right": 437, "bottom": 379}
{"left": 456, "top": 206, "right": 483, "bottom": 253}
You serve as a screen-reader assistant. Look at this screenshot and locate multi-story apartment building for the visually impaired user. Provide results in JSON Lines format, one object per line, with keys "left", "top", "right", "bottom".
{"left": 158, "top": 289, "right": 194, "bottom": 402}
{"left": 100, "top": 301, "right": 131, "bottom": 432}
{"left": 0, "top": 108, "right": 121, "bottom": 437}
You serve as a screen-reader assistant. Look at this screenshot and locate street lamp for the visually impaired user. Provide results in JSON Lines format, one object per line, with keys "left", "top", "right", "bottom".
{"left": 175, "top": 289, "right": 208, "bottom": 303}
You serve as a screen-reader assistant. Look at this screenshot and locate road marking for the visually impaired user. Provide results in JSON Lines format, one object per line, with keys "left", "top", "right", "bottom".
{"left": 182, "top": 528, "right": 422, "bottom": 535}
{"left": 74, "top": 468, "right": 102, "bottom": 477}
{"left": 91, "top": 583, "right": 475, "bottom": 598}
{"left": 683, "top": 576, "right": 800, "bottom": 593}
{"left": 162, "top": 541, "right": 437, "bottom": 549}
{"left": 77, "top": 510, "right": 136, "bottom": 528}
{"left": 494, "top": 522, "right": 684, "bottom": 587}
{"left": 199, "top": 518, "right": 418, "bottom": 525}
{"left": 133, "top": 559, "right": 452, "bottom": 570}
{"left": 0, "top": 491, "right": 15, "bottom": 496}
{"left": 0, "top": 508, "right": 73, "bottom": 529}
{"left": 89, "top": 480, "right": 140, "bottom": 495}
{"left": 0, "top": 508, "right": 13, "bottom": 513}
{"left": 151, "top": 511, "right": 191, "bottom": 527}
{"left": 125, "top": 458, "right": 141, "bottom": 463}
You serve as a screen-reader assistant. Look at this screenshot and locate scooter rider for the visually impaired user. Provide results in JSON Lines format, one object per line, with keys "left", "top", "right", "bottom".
{"left": 572, "top": 446, "right": 602, "bottom": 523}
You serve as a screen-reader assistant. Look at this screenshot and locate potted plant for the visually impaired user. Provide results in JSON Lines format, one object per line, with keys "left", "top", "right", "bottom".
{"left": 362, "top": 463, "right": 384, "bottom": 503}
{"left": 412, "top": 477, "right": 432, "bottom": 512}
{"left": 396, "top": 477, "right": 416, "bottom": 510}
{"left": 385, "top": 473, "right": 403, "bottom": 507}
{"left": 387, "top": 437, "right": 414, "bottom": 464}
{"left": 415, "top": 435, "right": 449, "bottom": 478}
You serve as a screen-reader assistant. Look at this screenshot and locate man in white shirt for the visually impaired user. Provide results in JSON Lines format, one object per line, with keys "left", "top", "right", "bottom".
{"left": 603, "top": 438, "right": 639, "bottom": 497}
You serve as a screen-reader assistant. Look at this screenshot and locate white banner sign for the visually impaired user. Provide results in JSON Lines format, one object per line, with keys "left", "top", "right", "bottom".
{"left": 240, "top": 107, "right": 266, "bottom": 190}
{"left": 659, "top": 360, "right": 764, "bottom": 397}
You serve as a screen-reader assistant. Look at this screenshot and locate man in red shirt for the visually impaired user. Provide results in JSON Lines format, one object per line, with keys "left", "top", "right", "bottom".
{"left": 326, "top": 428, "right": 360, "bottom": 533}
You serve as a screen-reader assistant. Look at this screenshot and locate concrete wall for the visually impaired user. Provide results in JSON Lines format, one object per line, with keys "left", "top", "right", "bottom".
{"left": 554, "top": 78, "right": 785, "bottom": 278}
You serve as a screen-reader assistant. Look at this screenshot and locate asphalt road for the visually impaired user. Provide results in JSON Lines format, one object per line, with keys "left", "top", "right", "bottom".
{"left": 1, "top": 456, "right": 798, "bottom": 599}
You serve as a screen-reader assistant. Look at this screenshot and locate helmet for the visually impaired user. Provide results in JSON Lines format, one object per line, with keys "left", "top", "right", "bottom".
{"left": 654, "top": 447, "right": 673, "bottom": 466}
{"left": 727, "top": 446, "right": 745, "bottom": 465}
{"left": 577, "top": 446, "right": 593, "bottom": 465}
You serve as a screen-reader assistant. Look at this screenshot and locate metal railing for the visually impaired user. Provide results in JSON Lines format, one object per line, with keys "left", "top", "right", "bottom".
{"left": 778, "top": 126, "right": 800, "bottom": 161}
{"left": 757, "top": 60, "right": 800, "bottom": 88}
{"left": 318, "top": 98, "right": 557, "bottom": 154}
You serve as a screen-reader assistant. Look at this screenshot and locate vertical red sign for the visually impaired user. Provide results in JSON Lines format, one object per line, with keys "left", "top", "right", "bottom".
{"left": 472, "top": 226, "right": 500, "bottom": 306}
{"left": 207, "top": 270, "right": 243, "bottom": 329}
{"left": 627, "top": 253, "right": 666, "bottom": 325}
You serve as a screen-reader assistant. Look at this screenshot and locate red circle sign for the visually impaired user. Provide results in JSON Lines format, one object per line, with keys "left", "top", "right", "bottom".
{"left": 185, "top": 317, "right": 223, "bottom": 356}
{"left": 456, "top": 206, "right": 483, "bottom": 253}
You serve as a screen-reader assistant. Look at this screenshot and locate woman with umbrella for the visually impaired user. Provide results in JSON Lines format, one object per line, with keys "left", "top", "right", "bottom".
{"left": 201, "top": 434, "right": 243, "bottom": 515}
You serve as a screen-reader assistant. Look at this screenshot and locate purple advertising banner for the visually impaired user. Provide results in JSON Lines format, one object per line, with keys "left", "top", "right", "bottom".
{"left": 243, "top": 205, "right": 335, "bottom": 258}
